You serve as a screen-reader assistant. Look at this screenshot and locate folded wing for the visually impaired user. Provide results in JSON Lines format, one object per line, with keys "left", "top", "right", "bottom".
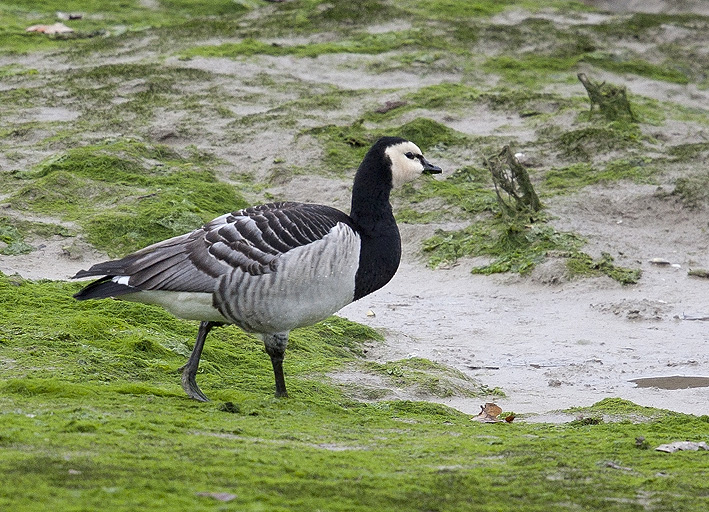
{"left": 73, "top": 202, "right": 354, "bottom": 299}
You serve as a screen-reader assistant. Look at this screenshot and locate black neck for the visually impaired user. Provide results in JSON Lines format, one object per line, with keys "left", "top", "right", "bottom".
{"left": 349, "top": 141, "right": 402, "bottom": 301}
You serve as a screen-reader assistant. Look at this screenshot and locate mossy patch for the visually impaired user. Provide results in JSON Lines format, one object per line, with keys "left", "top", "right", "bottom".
{"left": 397, "top": 165, "right": 497, "bottom": 223}
{"left": 0, "top": 0, "right": 251, "bottom": 55}
{"left": 181, "top": 31, "right": 437, "bottom": 59}
{"left": 566, "top": 251, "right": 642, "bottom": 285}
{"left": 544, "top": 157, "right": 656, "bottom": 193}
{"left": 584, "top": 54, "right": 690, "bottom": 84}
{"left": 362, "top": 357, "right": 500, "bottom": 398}
{"left": 554, "top": 124, "right": 642, "bottom": 161}
{"left": 5, "top": 139, "right": 247, "bottom": 256}
{"left": 0, "top": 218, "right": 34, "bottom": 255}
{"left": 424, "top": 220, "right": 584, "bottom": 275}
{"left": 1, "top": 272, "right": 708, "bottom": 511}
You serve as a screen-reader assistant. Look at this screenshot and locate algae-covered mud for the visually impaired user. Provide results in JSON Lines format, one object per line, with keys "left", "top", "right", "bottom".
{"left": 1, "top": 0, "right": 708, "bottom": 509}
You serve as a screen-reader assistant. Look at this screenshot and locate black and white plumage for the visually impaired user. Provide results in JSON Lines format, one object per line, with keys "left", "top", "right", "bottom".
{"left": 73, "top": 137, "right": 442, "bottom": 400}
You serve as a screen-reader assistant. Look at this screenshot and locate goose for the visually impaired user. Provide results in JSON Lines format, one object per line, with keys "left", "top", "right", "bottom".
{"left": 73, "top": 137, "right": 442, "bottom": 400}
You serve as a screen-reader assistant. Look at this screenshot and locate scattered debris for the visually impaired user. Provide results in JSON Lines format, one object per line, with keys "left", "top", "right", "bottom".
{"left": 26, "top": 23, "right": 74, "bottom": 35}
{"left": 577, "top": 73, "right": 637, "bottom": 122}
{"left": 655, "top": 441, "right": 709, "bottom": 453}
{"left": 649, "top": 258, "right": 671, "bottom": 266}
{"left": 591, "top": 299, "right": 669, "bottom": 321}
{"left": 366, "top": 309, "right": 376, "bottom": 317}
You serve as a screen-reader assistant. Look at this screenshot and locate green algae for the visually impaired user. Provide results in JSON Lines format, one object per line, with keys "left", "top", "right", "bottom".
{"left": 0, "top": 217, "right": 34, "bottom": 255}
{"left": 585, "top": 55, "right": 690, "bottom": 84}
{"left": 544, "top": 157, "right": 656, "bottom": 193}
{"left": 566, "top": 251, "right": 642, "bottom": 285}
{"left": 424, "top": 220, "right": 583, "bottom": 275}
{"left": 1, "top": 272, "right": 707, "bottom": 511}
{"left": 181, "top": 31, "right": 435, "bottom": 59}
{"left": 554, "top": 124, "right": 642, "bottom": 161}
{"left": 397, "top": 165, "right": 497, "bottom": 223}
{"left": 5, "top": 139, "right": 247, "bottom": 256}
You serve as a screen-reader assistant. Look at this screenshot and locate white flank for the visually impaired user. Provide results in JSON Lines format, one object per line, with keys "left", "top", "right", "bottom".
{"left": 217, "top": 222, "right": 361, "bottom": 333}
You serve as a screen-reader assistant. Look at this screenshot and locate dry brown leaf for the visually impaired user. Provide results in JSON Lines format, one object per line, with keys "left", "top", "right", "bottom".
{"left": 472, "top": 403, "right": 503, "bottom": 423}
{"left": 26, "top": 23, "right": 74, "bottom": 35}
{"left": 483, "top": 403, "right": 502, "bottom": 417}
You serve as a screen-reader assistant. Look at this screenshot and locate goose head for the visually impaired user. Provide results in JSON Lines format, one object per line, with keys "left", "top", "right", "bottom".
{"left": 385, "top": 139, "right": 442, "bottom": 187}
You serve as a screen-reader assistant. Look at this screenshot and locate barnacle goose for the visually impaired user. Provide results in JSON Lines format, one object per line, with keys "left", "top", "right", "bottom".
{"left": 73, "top": 137, "right": 442, "bottom": 400}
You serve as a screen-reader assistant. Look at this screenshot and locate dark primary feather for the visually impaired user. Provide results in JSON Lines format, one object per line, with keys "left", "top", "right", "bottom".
{"left": 73, "top": 201, "right": 355, "bottom": 299}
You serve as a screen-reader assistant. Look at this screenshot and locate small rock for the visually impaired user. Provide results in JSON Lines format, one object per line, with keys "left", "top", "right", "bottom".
{"left": 655, "top": 441, "right": 709, "bottom": 453}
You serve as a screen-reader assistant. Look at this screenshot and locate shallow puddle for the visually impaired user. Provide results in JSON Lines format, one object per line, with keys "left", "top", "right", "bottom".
{"left": 630, "top": 376, "right": 709, "bottom": 390}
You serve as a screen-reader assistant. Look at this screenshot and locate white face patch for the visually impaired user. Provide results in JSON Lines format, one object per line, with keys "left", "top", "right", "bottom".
{"left": 385, "top": 141, "right": 427, "bottom": 187}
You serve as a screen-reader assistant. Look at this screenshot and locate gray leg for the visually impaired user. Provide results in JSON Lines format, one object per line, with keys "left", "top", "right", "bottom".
{"left": 263, "top": 332, "right": 289, "bottom": 398}
{"left": 178, "top": 321, "right": 218, "bottom": 402}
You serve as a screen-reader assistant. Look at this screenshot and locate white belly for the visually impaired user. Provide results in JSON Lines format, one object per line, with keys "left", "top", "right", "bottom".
{"left": 121, "top": 290, "right": 227, "bottom": 323}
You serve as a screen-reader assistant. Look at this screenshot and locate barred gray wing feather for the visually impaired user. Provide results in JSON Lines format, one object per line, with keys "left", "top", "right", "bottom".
{"left": 73, "top": 202, "right": 355, "bottom": 296}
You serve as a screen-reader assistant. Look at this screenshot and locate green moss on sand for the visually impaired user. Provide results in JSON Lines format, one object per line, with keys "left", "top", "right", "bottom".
{"left": 1, "top": 272, "right": 707, "bottom": 511}
{"left": 6, "top": 139, "right": 247, "bottom": 256}
{"left": 544, "top": 157, "right": 656, "bottom": 193}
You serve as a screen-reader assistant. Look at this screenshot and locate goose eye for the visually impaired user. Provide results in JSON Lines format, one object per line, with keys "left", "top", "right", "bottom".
{"left": 405, "top": 152, "right": 416, "bottom": 160}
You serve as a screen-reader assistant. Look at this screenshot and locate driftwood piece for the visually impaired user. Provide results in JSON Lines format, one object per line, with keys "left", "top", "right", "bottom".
{"left": 578, "top": 73, "right": 636, "bottom": 122}
{"left": 485, "top": 146, "right": 541, "bottom": 216}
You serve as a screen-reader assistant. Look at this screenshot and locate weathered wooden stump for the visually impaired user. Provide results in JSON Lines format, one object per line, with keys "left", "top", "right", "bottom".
{"left": 577, "top": 72, "right": 636, "bottom": 122}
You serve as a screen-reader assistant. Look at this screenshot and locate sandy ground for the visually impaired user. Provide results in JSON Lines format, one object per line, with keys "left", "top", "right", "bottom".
{"left": 2, "top": 1, "right": 708, "bottom": 419}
